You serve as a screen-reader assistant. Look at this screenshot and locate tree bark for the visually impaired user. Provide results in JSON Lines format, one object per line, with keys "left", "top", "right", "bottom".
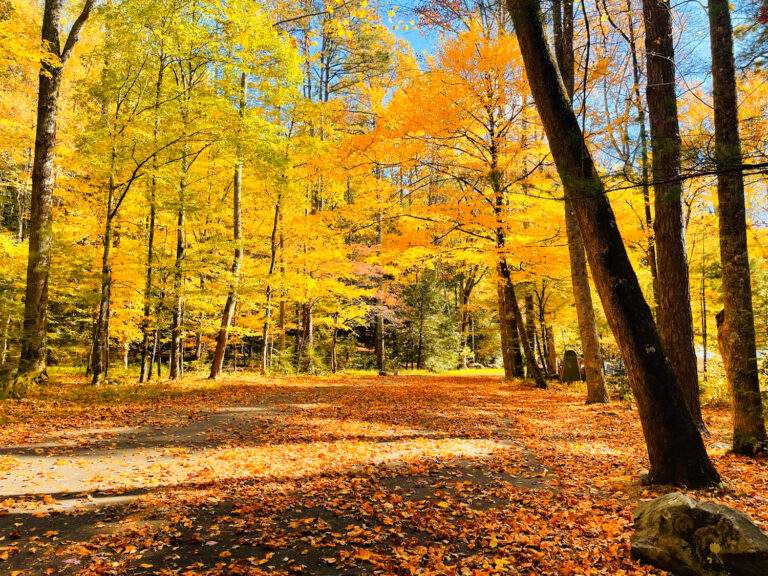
{"left": 552, "top": 0, "right": 609, "bottom": 403}
{"left": 505, "top": 0, "right": 719, "bottom": 487}
{"left": 261, "top": 192, "right": 281, "bottom": 376}
{"left": 140, "top": 57, "right": 165, "bottom": 383}
{"left": 546, "top": 323, "right": 557, "bottom": 375}
{"left": 498, "top": 261, "right": 547, "bottom": 388}
{"left": 15, "top": 0, "right": 95, "bottom": 393}
{"left": 709, "top": 0, "right": 767, "bottom": 454}
{"left": 90, "top": 138, "right": 119, "bottom": 387}
{"left": 642, "top": 0, "right": 704, "bottom": 431}
{"left": 169, "top": 162, "right": 186, "bottom": 381}
{"left": 210, "top": 74, "right": 246, "bottom": 380}
{"left": 1, "top": 312, "right": 10, "bottom": 367}
{"left": 330, "top": 313, "right": 338, "bottom": 374}
{"left": 497, "top": 279, "right": 516, "bottom": 378}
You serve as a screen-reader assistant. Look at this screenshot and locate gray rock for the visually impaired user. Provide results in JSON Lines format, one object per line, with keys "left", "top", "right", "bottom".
{"left": 631, "top": 492, "right": 768, "bottom": 576}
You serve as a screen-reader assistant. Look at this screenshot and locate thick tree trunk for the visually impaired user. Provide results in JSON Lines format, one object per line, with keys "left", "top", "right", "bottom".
{"left": 505, "top": 0, "right": 719, "bottom": 487}
{"left": 210, "top": 78, "right": 246, "bottom": 379}
{"left": 498, "top": 261, "right": 547, "bottom": 389}
{"left": 16, "top": 65, "right": 62, "bottom": 385}
{"left": 15, "top": 0, "right": 95, "bottom": 394}
{"left": 709, "top": 0, "right": 767, "bottom": 454}
{"left": 642, "top": 0, "right": 704, "bottom": 431}
{"left": 552, "top": 0, "right": 609, "bottom": 403}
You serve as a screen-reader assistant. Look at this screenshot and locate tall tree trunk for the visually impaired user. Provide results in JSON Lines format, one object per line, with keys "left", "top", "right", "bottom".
{"left": 91, "top": 142, "right": 118, "bottom": 386}
{"left": 642, "top": 0, "right": 704, "bottom": 431}
{"left": 169, "top": 162, "right": 186, "bottom": 381}
{"left": 140, "top": 57, "right": 164, "bottom": 383}
{"left": 15, "top": 0, "right": 95, "bottom": 393}
{"left": 505, "top": 0, "right": 719, "bottom": 487}
{"left": 261, "top": 193, "right": 281, "bottom": 375}
{"left": 552, "top": 0, "right": 609, "bottom": 403}
{"left": 374, "top": 208, "right": 385, "bottom": 374}
{"left": 210, "top": 75, "right": 247, "bottom": 380}
{"left": 709, "top": 0, "right": 767, "bottom": 454}
{"left": 566, "top": 206, "right": 610, "bottom": 403}
{"left": 91, "top": 217, "right": 113, "bottom": 386}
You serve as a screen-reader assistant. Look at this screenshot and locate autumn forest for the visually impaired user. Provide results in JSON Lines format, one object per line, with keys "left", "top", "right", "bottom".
{"left": 1, "top": 0, "right": 768, "bottom": 574}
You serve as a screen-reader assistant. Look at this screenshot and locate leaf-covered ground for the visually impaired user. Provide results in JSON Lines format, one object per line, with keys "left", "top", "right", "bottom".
{"left": 0, "top": 374, "right": 765, "bottom": 575}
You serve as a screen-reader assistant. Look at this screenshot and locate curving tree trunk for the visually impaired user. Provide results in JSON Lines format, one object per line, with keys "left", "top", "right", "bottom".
{"left": 642, "top": 0, "right": 705, "bottom": 432}
{"left": 709, "top": 0, "right": 767, "bottom": 454}
{"left": 505, "top": 0, "right": 719, "bottom": 487}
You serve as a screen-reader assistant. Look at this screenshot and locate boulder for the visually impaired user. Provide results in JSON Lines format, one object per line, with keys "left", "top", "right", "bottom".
{"left": 631, "top": 492, "right": 768, "bottom": 576}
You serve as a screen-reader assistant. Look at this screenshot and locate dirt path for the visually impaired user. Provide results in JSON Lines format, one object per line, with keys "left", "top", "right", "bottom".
{"left": 0, "top": 375, "right": 556, "bottom": 575}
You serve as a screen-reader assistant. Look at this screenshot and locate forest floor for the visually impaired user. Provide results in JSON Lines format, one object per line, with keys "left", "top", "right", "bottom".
{"left": 0, "top": 374, "right": 765, "bottom": 576}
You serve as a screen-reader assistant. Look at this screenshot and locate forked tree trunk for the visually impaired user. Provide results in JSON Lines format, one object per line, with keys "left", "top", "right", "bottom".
{"left": 505, "top": 0, "right": 719, "bottom": 487}
{"left": 642, "top": 0, "right": 704, "bottom": 431}
{"left": 15, "top": 0, "right": 95, "bottom": 395}
{"left": 709, "top": 0, "right": 767, "bottom": 454}
{"left": 552, "top": 0, "right": 609, "bottom": 404}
